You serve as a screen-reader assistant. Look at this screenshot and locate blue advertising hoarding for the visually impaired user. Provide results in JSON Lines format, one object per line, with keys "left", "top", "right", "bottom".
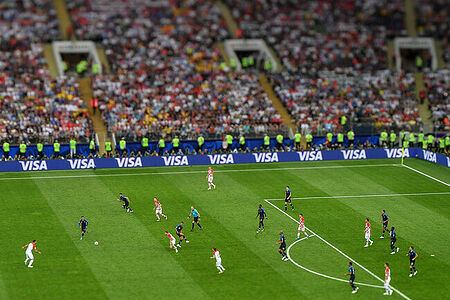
{"left": 0, "top": 148, "right": 448, "bottom": 172}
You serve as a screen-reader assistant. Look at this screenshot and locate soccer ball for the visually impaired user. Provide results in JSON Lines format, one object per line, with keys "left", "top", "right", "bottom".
{"left": 94, "top": 241, "right": 99, "bottom": 246}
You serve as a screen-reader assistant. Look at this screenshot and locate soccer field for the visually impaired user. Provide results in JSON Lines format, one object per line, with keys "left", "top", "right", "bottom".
{"left": 0, "top": 158, "right": 449, "bottom": 299}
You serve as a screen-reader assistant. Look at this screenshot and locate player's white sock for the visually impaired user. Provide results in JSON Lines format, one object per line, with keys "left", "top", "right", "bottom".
{"left": 28, "top": 260, "right": 34, "bottom": 267}
{"left": 297, "top": 232, "right": 300, "bottom": 239}
{"left": 162, "top": 214, "right": 167, "bottom": 219}
{"left": 156, "top": 214, "right": 160, "bottom": 221}
{"left": 208, "top": 184, "right": 211, "bottom": 189}
{"left": 24, "top": 258, "right": 29, "bottom": 264}
{"left": 212, "top": 183, "right": 216, "bottom": 188}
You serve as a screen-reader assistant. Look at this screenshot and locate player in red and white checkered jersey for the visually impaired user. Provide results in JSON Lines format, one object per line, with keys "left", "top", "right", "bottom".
{"left": 165, "top": 231, "right": 178, "bottom": 253}
{"left": 207, "top": 167, "right": 216, "bottom": 190}
{"left": 364, "top": 218, "right": 374, "bottom": 248}
{"left": 297, "top": 214, "right": 309, "bottom": 239}
{"left": 153, "top": 197, "right": 167, "bottom": 221}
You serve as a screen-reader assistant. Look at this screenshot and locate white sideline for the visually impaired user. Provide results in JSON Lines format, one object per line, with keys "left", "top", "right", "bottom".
{"left": 264, "top": 199, "right": 411, "bottom": 300}
{"left": 286, "top": 236, "right": 384, "bottom": 289}
{"left": 0, "top": 163, "right": 399, "bottom": 181}
{"left": 265, "top": 191, "right": 450, "bottom": 201}
{"left": 403, "top": 164, "right": 450, "bottom": 187}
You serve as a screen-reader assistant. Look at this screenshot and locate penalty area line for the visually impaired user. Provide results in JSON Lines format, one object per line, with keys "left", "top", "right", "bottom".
{"left": 264, "top": 199, "right": 411, "bottom": 300}
{"left": 286, "top": 236, "right": 384, "bottom": 289}
{"left": 265, "top": 191, "right": 450, "bottom": 201}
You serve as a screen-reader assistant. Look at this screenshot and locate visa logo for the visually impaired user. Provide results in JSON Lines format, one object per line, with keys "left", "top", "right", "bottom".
{"left": 19, "top": 160, "right": 48, "bottom": 171}
{"left": 422, "top": 150, "right": 437, "bottom": 163}
{"left": 341, "top": 150, "right": 367, "bottom": 160}
{"left": 297, "top": 151, "right": 323, "bottom": 161}
{"left": 253, "top": 152, "right": 279, "bottom": 163}
{"left": 68, "top": 159, "right": 96, "bottom": 169}
{"left": 162, "top": 156, "right": 189, "bottom": 166}
{"left": 208, "top": 154, "right": 234, "bottom": 165}
{"left": 115, "top": 157, "right": 143, "bottom": 168}
{"left": 384, "top": 148, "right": 409, "bottom": 159}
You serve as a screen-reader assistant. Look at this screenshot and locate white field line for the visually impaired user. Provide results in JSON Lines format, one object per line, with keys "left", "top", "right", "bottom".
{"left": 286, "top": 236, "right": 384, "bottom": 289}
{"left": 403, "top": 164, "right": 450, "bottom": 187}
{"left": 0, "top": 163, "right": 400, "bottom": 181}
{"left": 265, "top": 199, "right": 411, "bottom": 300}
{"left": 266, "top": 191, "right": 450, "bottom": 201}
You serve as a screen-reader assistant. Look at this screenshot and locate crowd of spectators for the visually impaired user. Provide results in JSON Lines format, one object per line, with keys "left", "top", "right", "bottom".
{"left": 225, "top": 0, "right": 406, "bottom": 74}
{"left": 0, "top": 0, "right": 444, "bottom": 150}
{"left": 67, "top": 0, "right": 229, "bottom": 72}
{"left": 92, "top": 71, "right": 284, "bottom": 141}
{"left": 423, "top": 70, "right": 449, "bottom": 132}
{"left": 0, "top": 0, "right": 60, "bottom": 45}
{"left": 0, "top": 73, "right": 94, "bottom": 144}
{"left": 69, "top": 0, "right": 286, "bottom": 140}
{"left": 0, "top": 0, "right": 93, "bottom": 144}
{"left": 415, "top": 0, "right": 449, "bottom": 69}
{"left": 272, "top": 70, "right": 420, "bottom": 135}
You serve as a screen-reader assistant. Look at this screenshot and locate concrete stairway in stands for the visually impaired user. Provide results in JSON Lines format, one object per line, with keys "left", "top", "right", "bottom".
{"left": 78, "top": 78, "right": 108, "bottom": 153}
{"left": 43, "top": 45, "right": 59, "bottom": 77}
{"left": 404, "top": 0, "right": 417, "bottom": 37}
{"left": 259, "top": 75, "right": 296, "bottom": 136}
{"left": 414, "top": 73, "right": 433, "bottom": 133}
{"left": 216, "top": 1, "right": 238, "bottom": 38}
{"left": 53, "top": 0, "right": 74, "bottom": 40}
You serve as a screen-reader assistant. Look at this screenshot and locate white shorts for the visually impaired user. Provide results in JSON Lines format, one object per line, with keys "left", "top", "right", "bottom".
{"left": 298, "top": 225, "right": 305, "bottom": 232}
{"left": 26, "top": 252, "right": 34, "bottom": 260}
{"left": 216, "top": 259, "right": 222, "bottom": 266}
{"left": 384, "top": 279, "right": 390, "bottom": 288}
{"left": 155, "top": 209, "right": 162, "bottom": 215}
{"left": 170, "top": 238, "right": 176, "bottom": 246}
{"left": 365, "top": 232, "right": 371, "bottom": 240}
{"left": 208, "top": 176, "right": 213, "bottom": 183}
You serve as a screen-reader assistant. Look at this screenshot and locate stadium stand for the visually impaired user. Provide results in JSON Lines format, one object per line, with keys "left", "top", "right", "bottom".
{"left": 423, "top": 70, "right": 449, "bottom": 132}
{"left": 272, "top": 71, "right": 420, "bottom": 134}
{"left": 415, "top": 0, "right": 449, "bottom": 68}
{"left": 0, "top": 0, "right": 446, "bottom": 161}
{"left": 92, "top": 71, "right": 284, "bottom": 141}
{"left": 0, "top": 0, "right": 93, "bottom": 145}
{"left": 225, "top": 0, "right": 406, "bottom": 73}
{"left": 68, "top": 0, "right": 286, "bottom": 140}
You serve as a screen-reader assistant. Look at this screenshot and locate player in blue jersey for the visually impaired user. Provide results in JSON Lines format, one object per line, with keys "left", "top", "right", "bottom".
{"left": 390, "top": 227, "right": 399, "bottom": 254}
{"left": 284, "top": 186, "right": 294, "bottom": 211}
{"left": 256, "top": 204, "right": 268, "bottom": 233}
{"left": 78, "top": 216, "right": 89, "bottom": 240}
{"left": 276, "top": 231, "right": 288, "bottom": 261}
{"left": 188, "top": 206, "right": 203, "bottom": 232}
{"left": 407, "top": 246, "right": 418, "bottom": 277}
{"left": 175, "top": 221, "right": 189, "bottom": 247}
{"left": 344, "top": 262, "right": 359, "bottom": 294}
{"left": 380, "top": 210, "right": 389, "bottom": 238}
{"left": 117, "top": 193, "right": 133, "bottom": 212}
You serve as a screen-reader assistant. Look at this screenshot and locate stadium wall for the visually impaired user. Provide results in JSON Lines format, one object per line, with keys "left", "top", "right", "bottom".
{"left": 0, "top": 148, "right": 448, "bottom": 172}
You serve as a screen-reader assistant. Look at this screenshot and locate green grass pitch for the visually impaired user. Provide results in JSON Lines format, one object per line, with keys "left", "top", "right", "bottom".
{"left": 0, "top": 158, "right": 448, "bottom": 299}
